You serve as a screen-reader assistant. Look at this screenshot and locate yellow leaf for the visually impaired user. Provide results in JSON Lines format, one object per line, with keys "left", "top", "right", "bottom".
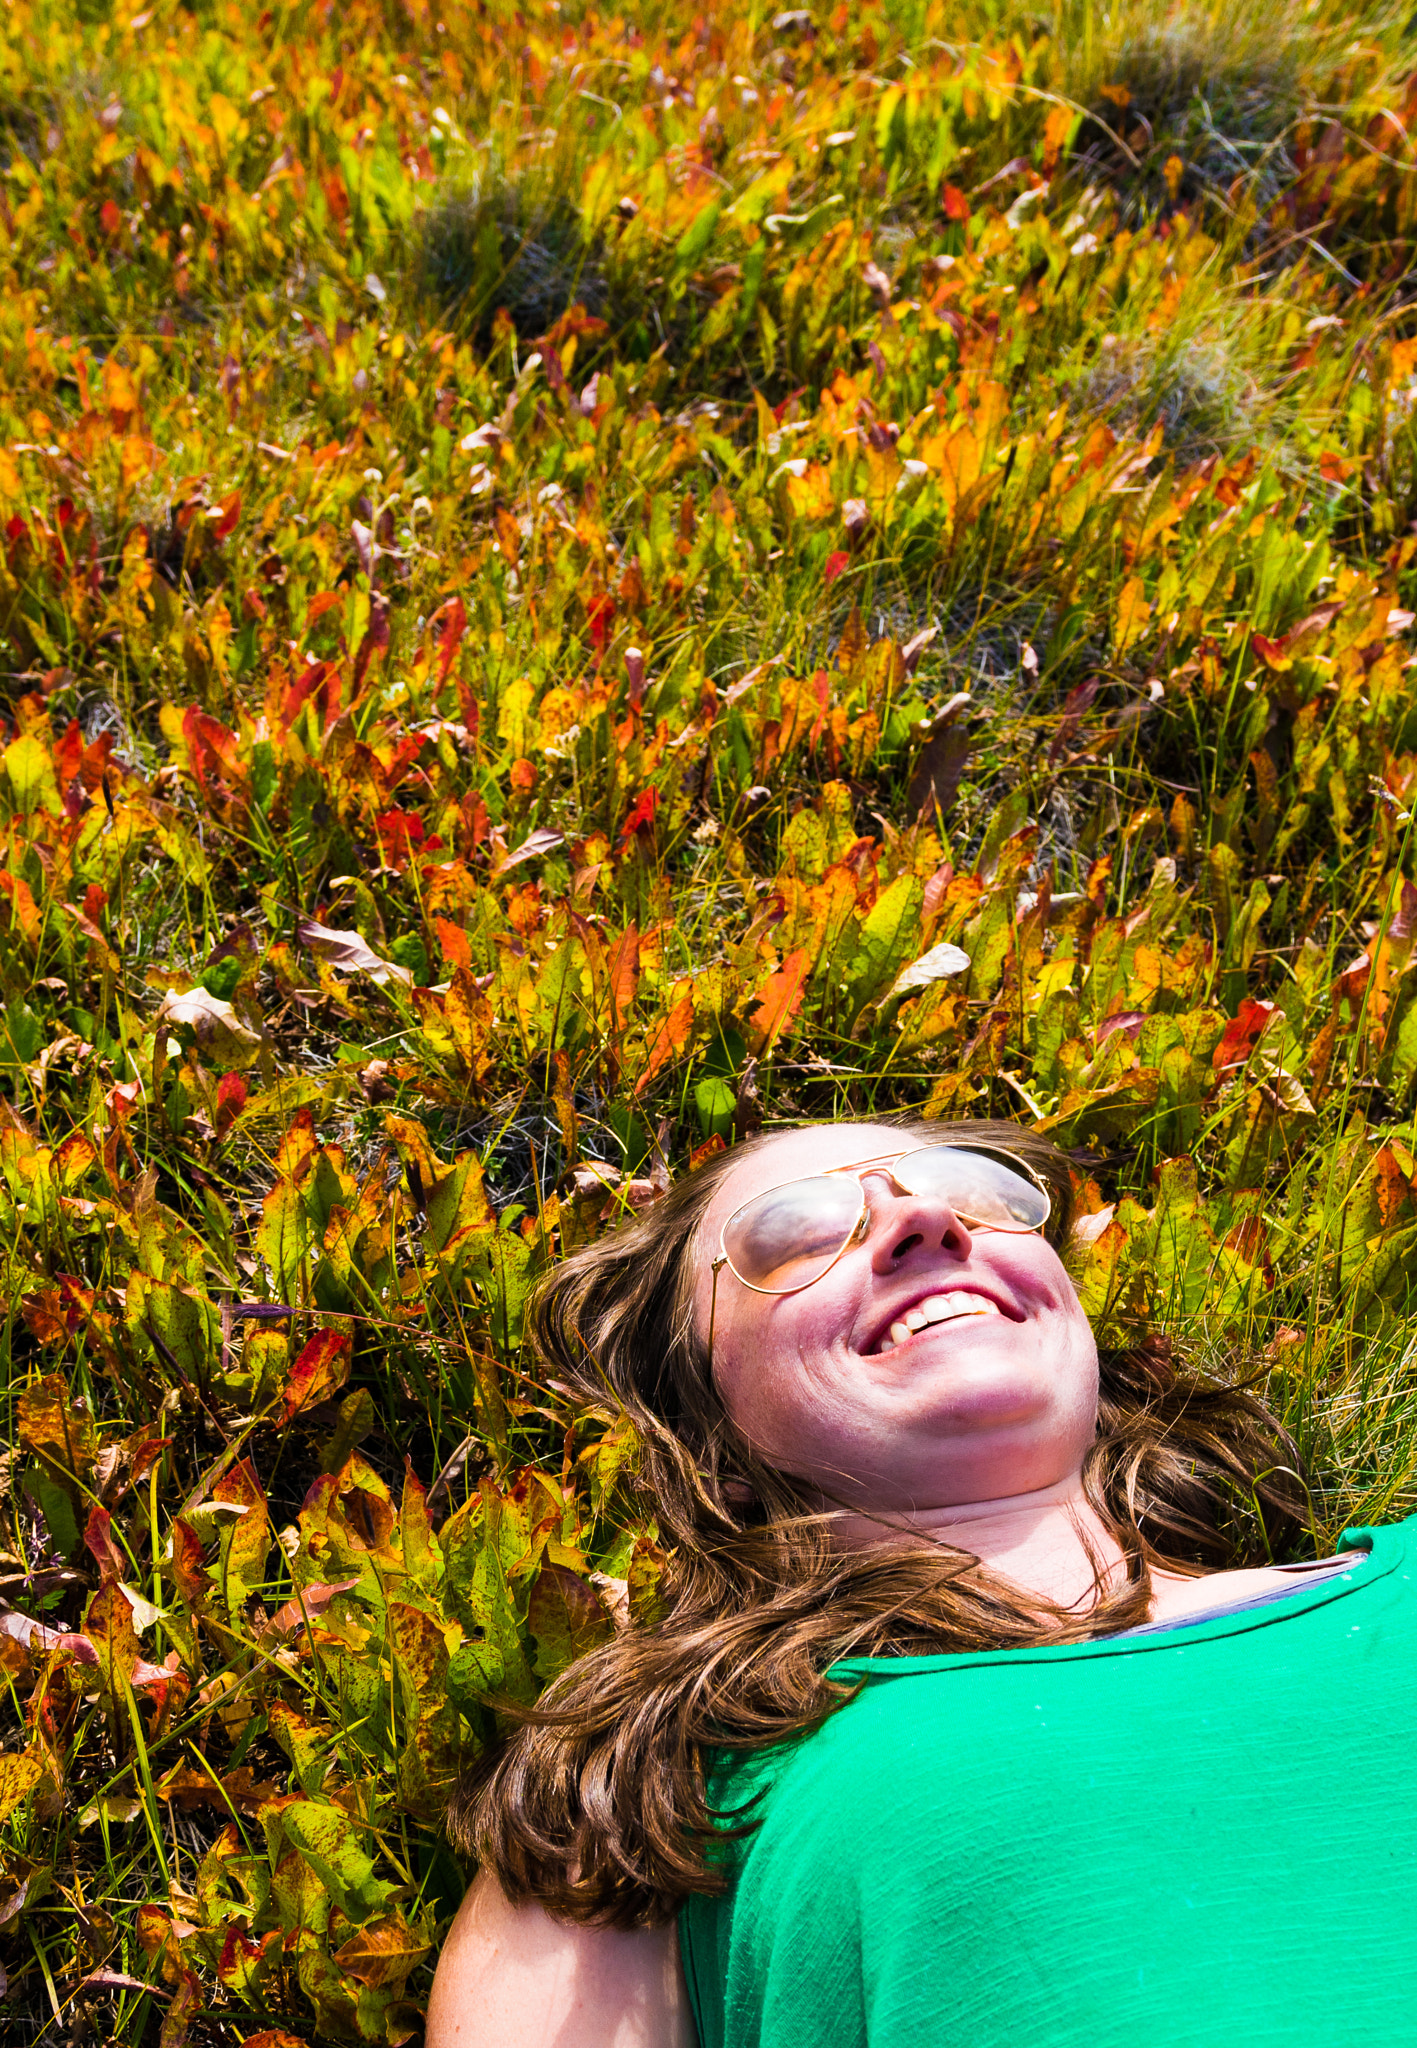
{"left": 4, "top": 733, "right": 61, "bottom": 816}
{"left": 0, "top": 1753, "right": 43, "bottom": 1825}
{"left": 785, "top": 460, "right": 836, "bottom": 521}
{"left": 1114, "top": 575, "right": 1151, "bottom": 653}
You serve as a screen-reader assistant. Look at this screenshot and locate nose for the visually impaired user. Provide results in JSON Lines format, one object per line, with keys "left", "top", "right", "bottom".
{"left": 860, "top": 1168, "right": 975, "bottom": 1271}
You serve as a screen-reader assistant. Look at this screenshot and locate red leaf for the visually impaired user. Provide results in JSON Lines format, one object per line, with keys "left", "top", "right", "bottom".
{"left": 616, "top": 788, "right": 659, "bottom": 851}
{"left": 213, "top": 490, "right": 241, "bottom": 539}
{"left": 430, "top": 595, "right": 468, "bottom": 687}
{"left": 215, "top": 1072, "right": 248, "bottom": 1137}
{"left": 942, "top": 183, "right": 970, "bottom": 221}
{"left": 183, "top": 707, "right": 244, "bottom": 802}
{"left": 1212, "top": 998, "right": 1279, "bottom": 1071}
{"left": 823, "top": 550, "right": 850, "bottom": 587}
{"left": 586, "top": 592, "right": 615, "bottom": 653}
{"left": 169, "top": 1520, "right": 208, "bottom": 1606}
{"left": 278, "top": 1329, "right": 352, "bottom": 1425}
{"left": 84, "top": 1503, "right": 125, "bottom": 1583}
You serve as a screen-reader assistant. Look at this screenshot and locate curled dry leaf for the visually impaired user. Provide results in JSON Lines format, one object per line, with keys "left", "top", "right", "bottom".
{"left": 884, "top": 942, "right": 971, "bottom": 1002}
{"left": 154, "top": 988, "right": 263, "bottom": 1066}
{"left": 296, "top": 918, "right": 413, "bottom": 987}
{"left": 1072, "top": 1206, "right": 1117, "bottom": 1246}
{"left": 493, "top": 826, "right": 567, "bottom": 874}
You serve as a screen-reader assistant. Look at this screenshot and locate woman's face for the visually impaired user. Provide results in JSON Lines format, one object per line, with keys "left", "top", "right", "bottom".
{"left": 694, "top": 1124, "right": 1100, "bottom": 1516}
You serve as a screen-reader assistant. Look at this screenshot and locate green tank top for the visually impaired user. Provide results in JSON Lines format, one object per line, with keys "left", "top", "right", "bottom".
{"left": 679, "top": 1518, "right": 1417, "bottom": 2048}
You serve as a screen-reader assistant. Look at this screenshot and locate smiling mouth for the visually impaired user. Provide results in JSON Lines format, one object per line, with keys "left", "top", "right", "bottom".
{"left": 875, "top": 1291, "right": 1005, "bottom": 1354}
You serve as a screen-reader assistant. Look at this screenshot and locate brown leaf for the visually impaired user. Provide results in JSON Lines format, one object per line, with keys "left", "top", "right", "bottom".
{"left": 332, "top": 1911, "right": 429, "bottom": 1992}
{"left": 493, "top": 826, "right": 566, "bottom": 874}
{"left": 908, "top": 719, "right": 971, "bottom": 820}
{"left": 17, "top": 1375, "right": 97, "bottom": 1481}
{"left": 157, "top": 1760, "right": 283, "bottom": 1814}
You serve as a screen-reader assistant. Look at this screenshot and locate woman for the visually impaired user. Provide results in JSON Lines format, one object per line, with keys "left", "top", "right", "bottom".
{"left": 426, "top": 1117, "right": 1417, "bottom": 2047}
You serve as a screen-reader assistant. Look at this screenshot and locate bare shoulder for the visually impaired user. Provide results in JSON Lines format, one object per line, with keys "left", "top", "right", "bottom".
{"left": 425, "top": 1868, "right": 699, "bottom": 2048}
{"left": 1147, "top": 1558, "right": 1338, "bottom": 1625}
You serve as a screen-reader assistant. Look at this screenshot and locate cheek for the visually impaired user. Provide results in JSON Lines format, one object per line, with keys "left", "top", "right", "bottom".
{"left": 711, "top": 1290, "right": 842, "bottom": 1444}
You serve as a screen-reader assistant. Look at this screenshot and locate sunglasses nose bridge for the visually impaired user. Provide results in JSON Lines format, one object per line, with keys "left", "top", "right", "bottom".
{"left": 856, "top": 1160, "right": 977, "bottom": 1258}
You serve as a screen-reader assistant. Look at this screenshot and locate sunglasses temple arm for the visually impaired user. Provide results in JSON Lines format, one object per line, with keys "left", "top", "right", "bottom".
{"left": 707, "top": 1256, "right": 726, "bottom": 1373}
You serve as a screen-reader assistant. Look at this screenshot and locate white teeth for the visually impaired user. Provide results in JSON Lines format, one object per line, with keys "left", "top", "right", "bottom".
{"left": 877, "top": 1293, "right": 1003, "bottom": 1352}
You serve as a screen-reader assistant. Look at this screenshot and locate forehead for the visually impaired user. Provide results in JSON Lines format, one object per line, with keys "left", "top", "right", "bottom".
{"left": 703, "top": 1123, "right": 922, "bottom": 1237}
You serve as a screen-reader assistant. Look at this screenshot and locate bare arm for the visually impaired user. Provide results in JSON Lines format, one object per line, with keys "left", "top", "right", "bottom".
{"left": 425, "top": 1869, "right": 699, "bottom": 2048}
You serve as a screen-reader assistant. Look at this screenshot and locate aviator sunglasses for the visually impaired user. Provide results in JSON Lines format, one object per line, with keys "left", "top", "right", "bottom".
{"left": 710, "top": 1143, "right": 1052, "bottom": 1301}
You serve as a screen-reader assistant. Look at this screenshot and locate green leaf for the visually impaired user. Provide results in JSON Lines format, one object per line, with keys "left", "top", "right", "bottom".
{"left": 527, "top": 1562, "right": 614, "bottom": 1682}
{"left": 258, "top": 1179, "right": 310, "bottom": 1300}
{"left": 673, "top": 197, "right": 723, "bottom": 273}
{"left": 28, "top": 1465, "right": 79, "bottom": 1557}
{"left": 845, "top": 872, "right": 924, "bottom": 1014}
{"left": 276, "top": 1798, "right": 394, "bottom": 1920}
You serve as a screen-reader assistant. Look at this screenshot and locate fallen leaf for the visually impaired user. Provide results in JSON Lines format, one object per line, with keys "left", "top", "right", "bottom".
{"left": 295, "top": 918, "right": 412, "bottom": 987}
{"left": 884, "top": 942, "right": 971, "bottom": 1002}
{"left": 154, "top": 988, "right": 263, "bottom": 1064}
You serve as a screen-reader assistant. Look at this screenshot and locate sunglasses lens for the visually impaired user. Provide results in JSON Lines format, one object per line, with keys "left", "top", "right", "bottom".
{"left": 899, "top": 1146, "right": 1051, "bottom": 1231}
{"left": 724, "top": 1176, "right": 865, "bottom": 1292}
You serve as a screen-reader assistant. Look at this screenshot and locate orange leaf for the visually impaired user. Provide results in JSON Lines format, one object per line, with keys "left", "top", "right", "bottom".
{"left": 303, "top": 589, "right": 344, "bottom": 628}
{"left": 0, "top": 872, "right": 41, "bottom": 942}
{"left": 434, "top": 916, "right": 472, "bottom": 969}
{"left": 636, "top": 987, "right": 694, "bottom": 1096}
{"left": 607, "top": 923, "right": 640, "bottom": 1032}
{"left": 274, "top": 1106, "right": 320, "bottom": 1182}
{"left": 749, "top": 948, "right": 811, "bottom": 1053}
{"left": 1372, "top": 1145, "right": 1414, "bottom": 1229}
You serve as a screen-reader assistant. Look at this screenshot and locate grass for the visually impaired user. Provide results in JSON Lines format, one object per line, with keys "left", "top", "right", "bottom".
{"left": 2, "top": 0, "right": 1417, "bottom": 2039}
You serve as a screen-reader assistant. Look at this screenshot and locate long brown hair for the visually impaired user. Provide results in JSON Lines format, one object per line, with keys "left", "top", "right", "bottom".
{"left": 450, "top": 1117, "right": 1309, "bottom": 1926}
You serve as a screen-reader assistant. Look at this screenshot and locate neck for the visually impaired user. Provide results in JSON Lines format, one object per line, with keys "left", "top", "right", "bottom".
{"left": 830, "top": 1471, "right": 1129, "bottom": 1615}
